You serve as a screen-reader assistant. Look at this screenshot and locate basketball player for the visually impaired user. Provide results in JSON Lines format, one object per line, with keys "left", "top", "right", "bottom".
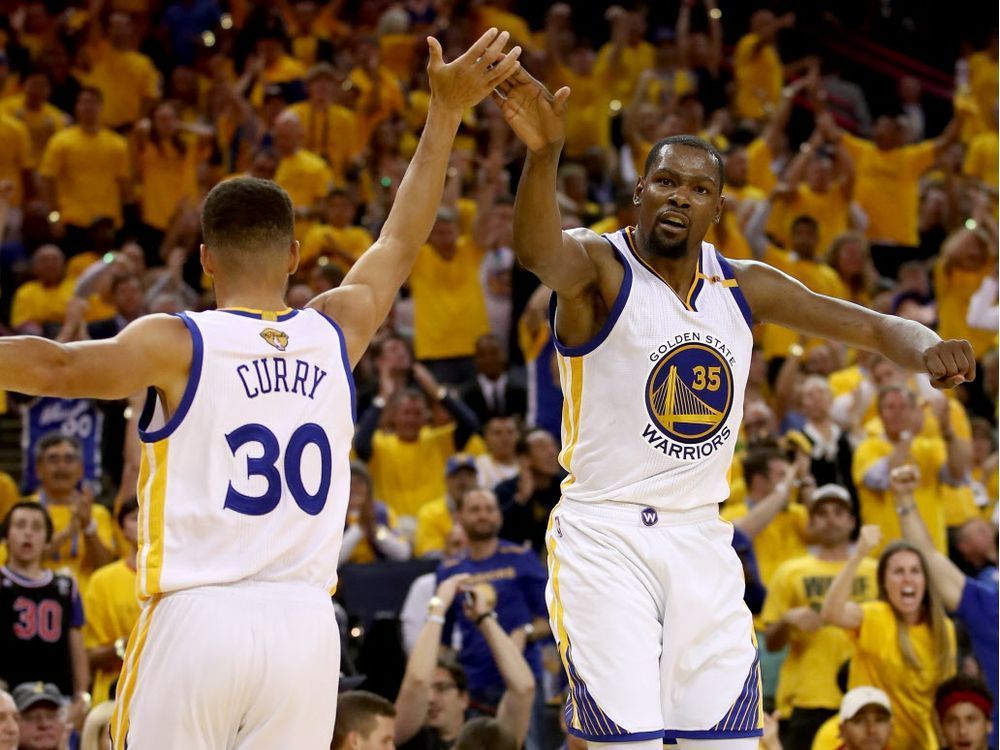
{"left": 0, "top": 30, "right": 522, "bottom": 750}
{"left": 495, "top": 69, "right": 975, "bottom": 749}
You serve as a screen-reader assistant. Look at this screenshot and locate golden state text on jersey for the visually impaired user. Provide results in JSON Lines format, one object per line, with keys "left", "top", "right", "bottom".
{"left": 550, "top": 229, "right": 753, "bottom": 513}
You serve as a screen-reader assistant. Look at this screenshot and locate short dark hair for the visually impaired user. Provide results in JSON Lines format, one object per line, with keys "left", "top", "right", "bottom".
{"left": 34, "top": 432, "right": 83, "bottom": 463}
{"left": 643, "top": 135, "right": 725, "bottom": 189}
{"left": 790, "top": 215, "right": 819, "bottom": 233}
{"left": 331, "top": 691, "right": 396, "bottom": 749}
{"left": 117, "top": 496, "right": 139, "bottom": 528}
{"left": 2, "top": 501, "right": 55, "bottom": 543}
{"left": 935, "top": 674, "right": 994, "bottom": 719}
{"left": 436, "top": 656, "right": 468, "bottom": 693}
{"left": 455, "top": 718, "right": 517, "bottom": 750}
{"left": 201, "top": 177, "right": 294, "bottom": 270}
{"left": 742, "top": 447, "right": 784, "bottom": 486}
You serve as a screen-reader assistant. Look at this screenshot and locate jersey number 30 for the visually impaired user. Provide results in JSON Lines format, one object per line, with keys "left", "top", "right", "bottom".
{"left": 224, "top": 423, "right": 331, "bottom": 516}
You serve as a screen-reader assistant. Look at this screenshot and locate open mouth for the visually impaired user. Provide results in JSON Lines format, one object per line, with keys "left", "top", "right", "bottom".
{"left": 899, "top": 586, "right": 919, "bottom": 604}
{"left": 658, "top": 212, "right": 689, "bottom": 229}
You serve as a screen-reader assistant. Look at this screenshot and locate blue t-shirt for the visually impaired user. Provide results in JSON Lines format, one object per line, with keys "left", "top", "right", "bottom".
{"left": 955, "top": 577, "right": 998, "bottom": 749}
{"left": 437, "top": 541, "right": 548, "bottom": 696}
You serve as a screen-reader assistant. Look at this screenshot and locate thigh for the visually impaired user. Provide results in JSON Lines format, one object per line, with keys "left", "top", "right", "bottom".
{"left": 112, "top": 594, "right": 252, "bottom": 750}
{"left": 236, "top": 596, "right": 340, "bottom": 750}
{"left": 546, "top": 506, "right": 665, "bottom": 744}
{"left": 659, "top": 518, "right": 761, "bottom": 739}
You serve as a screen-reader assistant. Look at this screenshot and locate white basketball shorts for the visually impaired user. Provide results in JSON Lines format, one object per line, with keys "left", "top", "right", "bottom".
{"left": 546, "top": 499, "right": 762, "bottom": 745}
{"left": 111, "top": 580, "right": 340, "bottom": 749}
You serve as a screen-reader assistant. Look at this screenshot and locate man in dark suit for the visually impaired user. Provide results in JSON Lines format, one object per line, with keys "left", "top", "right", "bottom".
{"left": 458, "top": 333, "right": 527, "bottom": 425}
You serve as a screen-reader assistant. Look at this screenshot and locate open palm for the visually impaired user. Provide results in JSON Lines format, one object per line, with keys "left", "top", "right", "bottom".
{"left": 496, "top": 69, "right": 570, "bottom": 153}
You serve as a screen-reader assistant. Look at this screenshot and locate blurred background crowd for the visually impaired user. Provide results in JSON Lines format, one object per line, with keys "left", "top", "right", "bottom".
{"left": 0, "top": 0, "right": 997, "bottom": 748}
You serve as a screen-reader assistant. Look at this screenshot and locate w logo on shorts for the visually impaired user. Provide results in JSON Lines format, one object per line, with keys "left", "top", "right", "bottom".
{"left": 640, "top": 508, "right": 658, "bottom": 527}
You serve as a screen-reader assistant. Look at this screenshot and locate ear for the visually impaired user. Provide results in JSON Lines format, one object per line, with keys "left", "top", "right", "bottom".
{"left": 199, "top": 244, "right": 213, "bottom": 276}
{"left": 633, "top": 178, "right": 643, "bottom": 206}
{"left": 714, "top": 194, "right": 725, "bottom": 224}
{"left": 288, "top": 240, "right": 300, "bottom": 275}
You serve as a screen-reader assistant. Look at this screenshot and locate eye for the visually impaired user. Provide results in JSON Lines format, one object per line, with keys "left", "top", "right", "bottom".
{"left": 695, "top": 186, "right": 709, "bottom": 194}
{"left": 659, "top": 178, "right": 674, "bottom": 186}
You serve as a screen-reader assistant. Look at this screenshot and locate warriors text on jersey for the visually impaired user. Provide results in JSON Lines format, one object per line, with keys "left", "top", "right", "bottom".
{"left": 552, "top": 229, "right": 753, "bottom": 511}
{"left": 134, "top": 308, "right": 355, "bottom": 600}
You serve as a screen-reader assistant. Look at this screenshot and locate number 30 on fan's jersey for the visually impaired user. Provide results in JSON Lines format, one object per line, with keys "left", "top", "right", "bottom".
{"left": 224, "top": 422, "right": 332, "bottom": 516}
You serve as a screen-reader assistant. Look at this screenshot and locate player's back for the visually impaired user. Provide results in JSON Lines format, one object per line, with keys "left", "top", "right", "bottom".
{"left": 135, "top": 307, "right": 354, "bottom": 600}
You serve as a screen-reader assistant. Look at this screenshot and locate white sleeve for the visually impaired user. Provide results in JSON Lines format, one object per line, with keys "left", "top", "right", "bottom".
{"left": 399, "top": 573, "right": 436, "bottom": 654}
{"left": 966, "top": 275, "right": 999, "bottom": 331}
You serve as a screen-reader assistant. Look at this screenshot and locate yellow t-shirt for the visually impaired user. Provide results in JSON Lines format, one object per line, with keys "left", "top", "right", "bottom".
{"left": 849, "top": 600, "right": 956, "bottom": 750}
{"left": 379, "top": 33, "right": 419, "bottom": 82}
{"left": 842, "top": 135, "right": 936, "bottom": 246}
{"left": 10, "top": 279, "right": 75, "bottom": 329}
{"left": 299, "top": 223, "right": 373, "bottom": 269}
{"left": 746, "top": 138, "right": 777, "bottom": 194}
{"left": 285, "top": 101, "right": 360, "bottom": 182}
{"left": 83, "top": 558, "right": 139, "bottom": 702}
{"left": 409, "top": 237, "right": 490, "bottom": 360}
{"left": 413, "top": 496, "right": 454, "bottom": 558}
{"left": 766, "top": 183, "right": 850, "bottom": 253}
{"left": 0, "top": 113, "right": 34, "bottom": 207}
{"left": 0, "top": 496, "right": 117, "bottom": 591}
{"left": 589, "top": 216, "right": 622, "bottom": 237}
{"left": 934, "top": 258, "right": 995, "bottom": 358}
{"left": 0, "top": 97, "right": 68, "bottom": 162}
{"left": 761, "top": 555, "right": 878, "bottom": 718}
{"left": 964, "top": 131, "right": 999, "bottom": 188}
{"left": 138, "top": 139, "right": 199, "bottom": 230}
{"left": 81, "top": 42, "right": 160, "bottom": 128}
{"left": 760, "top": 246, "right": 848, "bottom": 360}
{"left": 721, "top": 500, "right": 810, "bottom": 590}
{"left": 0, "top": 472, "right": 20, "bottom": 520}
{"left": 593, "top": 41, "right": 656, "bottom": 103}
{"left": 275, "top": 148, "right": 333, "bottom": 210}
{"left": 732, "top": 34, "right": 783, "bottom": 120}
{"left": 548, "top": 64, "right": 613, "bottom": 158}
{"left": 475, "top": 7, "right": 535, "bottom": 50}
{"left": 350, "top": 66, "right": 406, "bottom": 146}
{"left": 705, "top": 212, "right": 755, "bottom": 261}
{"left": 368, "top": 425, "right": 457, "bottom": 518}
{"left": 39, "top": 126, "right": 129, "bottom": 227}
{"left": 968, "top": 51, "right": 999, "bottom": 131}
{"left": 249, "top": 55, "right": 306, "bottom": 107}
{"left": 852, "top": 433, "right": 948, "bottom": 554}
{"left": 809, "top": 716, "right": 840, "bottom": 750}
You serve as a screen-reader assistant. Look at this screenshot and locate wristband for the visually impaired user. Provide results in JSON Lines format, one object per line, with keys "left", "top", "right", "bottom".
{"left": 427, "top": 614, "right": 446, "bottom": 625}
{"left": 474, "top": 611, "right": 497, "bottom": 626}
{"left": 83, "top": 520, "right": 98, "bottom": 537}
{"left": 895, "top": 503, "right": 916, "bottom": 516}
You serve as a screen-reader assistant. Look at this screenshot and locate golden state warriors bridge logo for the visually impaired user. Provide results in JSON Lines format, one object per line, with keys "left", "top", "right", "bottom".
{"left": 643, "top": 335, "right": 735, "bottom": 460}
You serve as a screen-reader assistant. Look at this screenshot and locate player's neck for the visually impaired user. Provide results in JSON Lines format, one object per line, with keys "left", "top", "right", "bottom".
{"left": 7, "top": 558, "right": 45, "bottom": 580}
{"left": 635, "top": 239, "right": 700, "bottom": 298}
{"left": 467, "top": 537, "right": 499, "bottom": 561}
{"left": 215, "top": 287, "right": 291, "bottom": 313}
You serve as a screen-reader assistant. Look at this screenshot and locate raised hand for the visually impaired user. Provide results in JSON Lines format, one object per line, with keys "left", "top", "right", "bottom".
{"left": 923, "top": 339, "right": 976, "bottom": 389}
{"left": 495, "top": 68, "right": 570, "bottom": 154}
{"left": 426, "top": 29, "right": 522, "bottom": 114}
{"left": 856, "top": 524, "right": 882, "bottom": 556}
{"left": 889, "top": 464, "right": 920, "bottom": 497}
{"left": 435, "top": 573, "right": 470, "bottom": 609}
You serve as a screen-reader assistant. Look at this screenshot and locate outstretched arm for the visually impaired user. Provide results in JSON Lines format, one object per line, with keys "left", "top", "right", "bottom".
{"left": 821, "top": 524, "right": 881, "bottom": 628}
{"left": 890, "top": 465, "right": 966, "bottom": 610}
{"left": 311, "top": 30, "right": 522, "bottom": 366}
{"left": 0, "top": 314, "right": 190, "bottom": 401}
{"left": 735, "top": 260, "right": 975, "bottom": 389}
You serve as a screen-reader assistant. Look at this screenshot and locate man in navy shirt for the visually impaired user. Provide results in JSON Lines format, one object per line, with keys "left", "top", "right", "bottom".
{"left": 892, "top": 467, "right": 998, "bottom": 749}
{"left": 436, "top": 488, "right": 549, "bottom": 714}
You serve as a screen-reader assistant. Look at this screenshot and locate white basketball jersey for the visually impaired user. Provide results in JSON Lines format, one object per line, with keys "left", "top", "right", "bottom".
{"left": 134, "top": 308, "right": 354, "bottom": 600}
{"left": 554, "top": 228, "right": 753, "bottom": 511}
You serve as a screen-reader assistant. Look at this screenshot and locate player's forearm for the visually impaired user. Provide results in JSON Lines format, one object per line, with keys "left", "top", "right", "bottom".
{"left": 512, "top": 144, "right": 565, "bottom": 273}
{"left": 0, "top": 336, "right": 81, "bottom": 397}
{"left": 872, "top": 313, "right": 941, "bottom": 373}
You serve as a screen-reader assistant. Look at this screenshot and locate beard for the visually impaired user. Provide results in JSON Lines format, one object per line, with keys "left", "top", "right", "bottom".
{"left": 646, "top": 224, "right": 690, "bottom": 259}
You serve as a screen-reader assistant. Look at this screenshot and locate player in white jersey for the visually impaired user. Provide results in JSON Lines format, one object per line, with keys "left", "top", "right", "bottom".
{"left": 0, "top": 31, "right": 523, "bottom": 749}
{"left": 495, "top": 70, "right": 975, "bottom": 750}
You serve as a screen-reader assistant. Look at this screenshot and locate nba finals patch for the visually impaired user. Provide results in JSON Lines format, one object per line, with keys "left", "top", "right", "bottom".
{"left": 642, "top": 332, "right": 736, "bottom": 460}
{"left": 260, "top": 328, "right": 289, "bottom": 351}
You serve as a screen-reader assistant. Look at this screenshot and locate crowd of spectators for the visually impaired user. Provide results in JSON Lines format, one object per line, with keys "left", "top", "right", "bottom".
{"left": 0, "top": 0, "right": 996, "bottom": 748}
